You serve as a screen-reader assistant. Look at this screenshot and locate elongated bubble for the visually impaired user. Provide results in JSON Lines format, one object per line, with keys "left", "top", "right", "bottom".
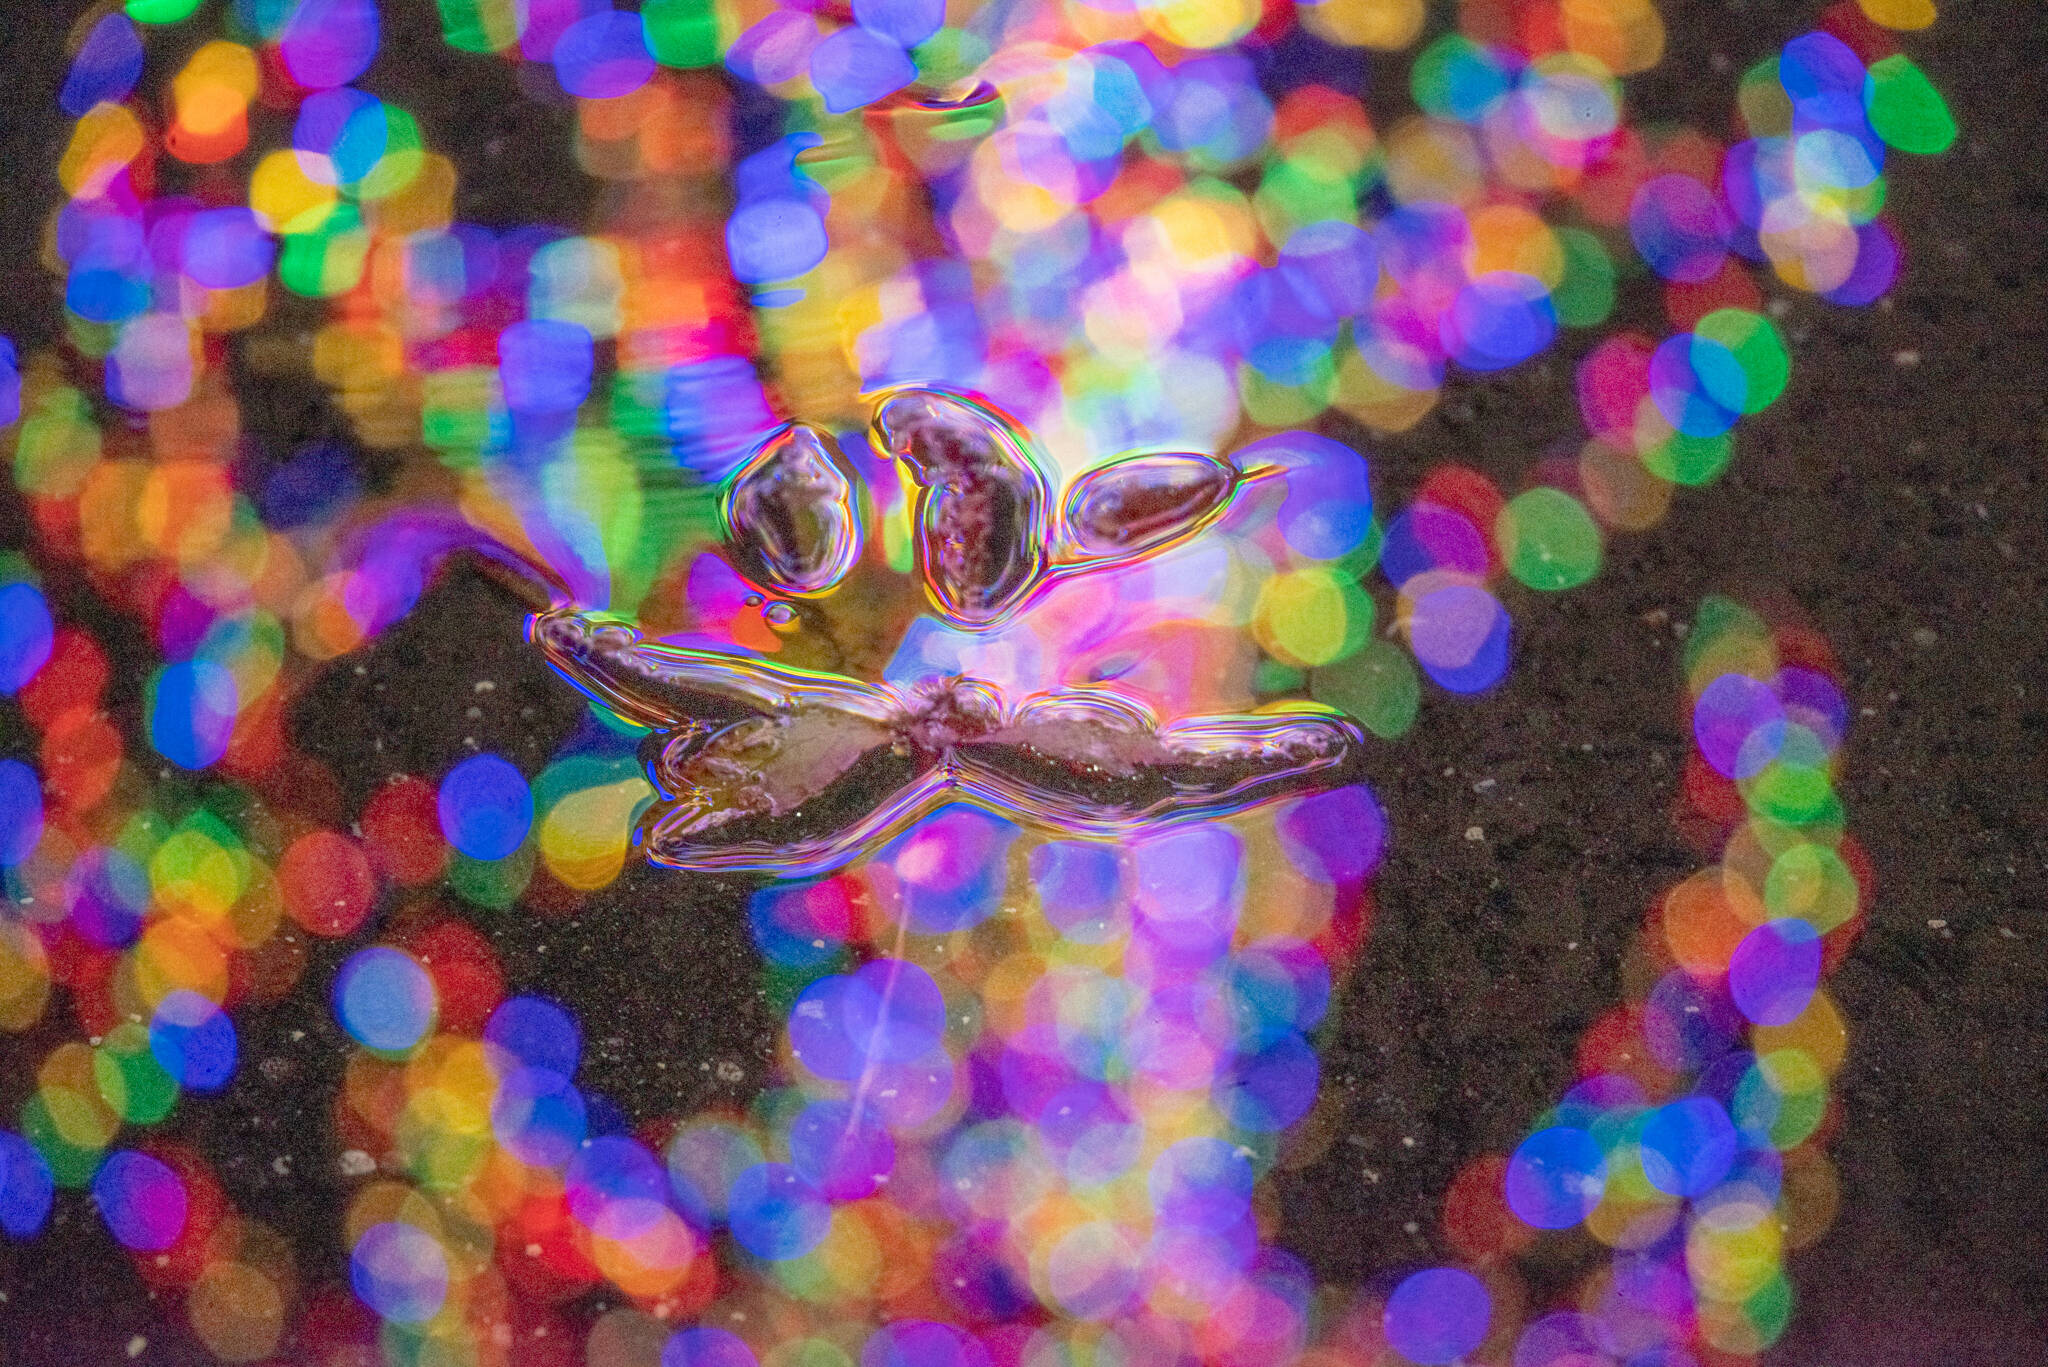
{"left": 1062, "top": 452, "right": 1241, "bottom": 563}
{"left": 527, "top": 608, "right": 897, "bottom": 730}
{"left": 870, "top": 387, "right": 1052, "bottom": 629}
{"left": 884, "top": 79, "right": 1001, "bottom": 113}
{"left": 721, "top": 423, "right": 863, "bottom": 597}
{"left": 633, "top": 700, "right": 1363, "bottom": 876}
{"left": 533, "top": 607, "right": 1365, "bottom": 875}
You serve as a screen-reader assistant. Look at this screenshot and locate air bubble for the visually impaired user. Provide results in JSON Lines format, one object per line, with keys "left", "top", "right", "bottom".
{"left": 887, "top": 79, "right": 1001, "bottom": 113}
{"left": 1062, "top": 452, "right": 1244, "bottom": 562}
{"left": 531, "top": 608, "right": 1366, "bottom": 876}
{"left": 870, "top": 386, "right": 1052, "bottom": 630}
{"left": 721, "top": 423, "right": 864, "bottom": 598}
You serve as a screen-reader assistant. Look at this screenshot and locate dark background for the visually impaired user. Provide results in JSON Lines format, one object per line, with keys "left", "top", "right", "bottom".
{"left": 0, "top": 3, "right": 2043, "bottom": 1363}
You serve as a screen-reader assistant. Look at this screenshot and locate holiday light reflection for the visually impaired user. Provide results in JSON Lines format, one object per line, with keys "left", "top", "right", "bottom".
{"left": 0, "top": 0, "right": 1936, "bottom": 1361}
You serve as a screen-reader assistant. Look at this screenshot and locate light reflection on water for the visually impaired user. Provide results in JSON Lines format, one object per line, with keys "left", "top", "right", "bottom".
{"left": 0, "top": 0, "right": 1933, "bottom": 1360}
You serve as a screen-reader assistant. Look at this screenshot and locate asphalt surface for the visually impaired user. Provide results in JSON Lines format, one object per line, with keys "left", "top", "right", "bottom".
{"left": 0, "top": 3, "right": 2042, "bottom": 1363}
